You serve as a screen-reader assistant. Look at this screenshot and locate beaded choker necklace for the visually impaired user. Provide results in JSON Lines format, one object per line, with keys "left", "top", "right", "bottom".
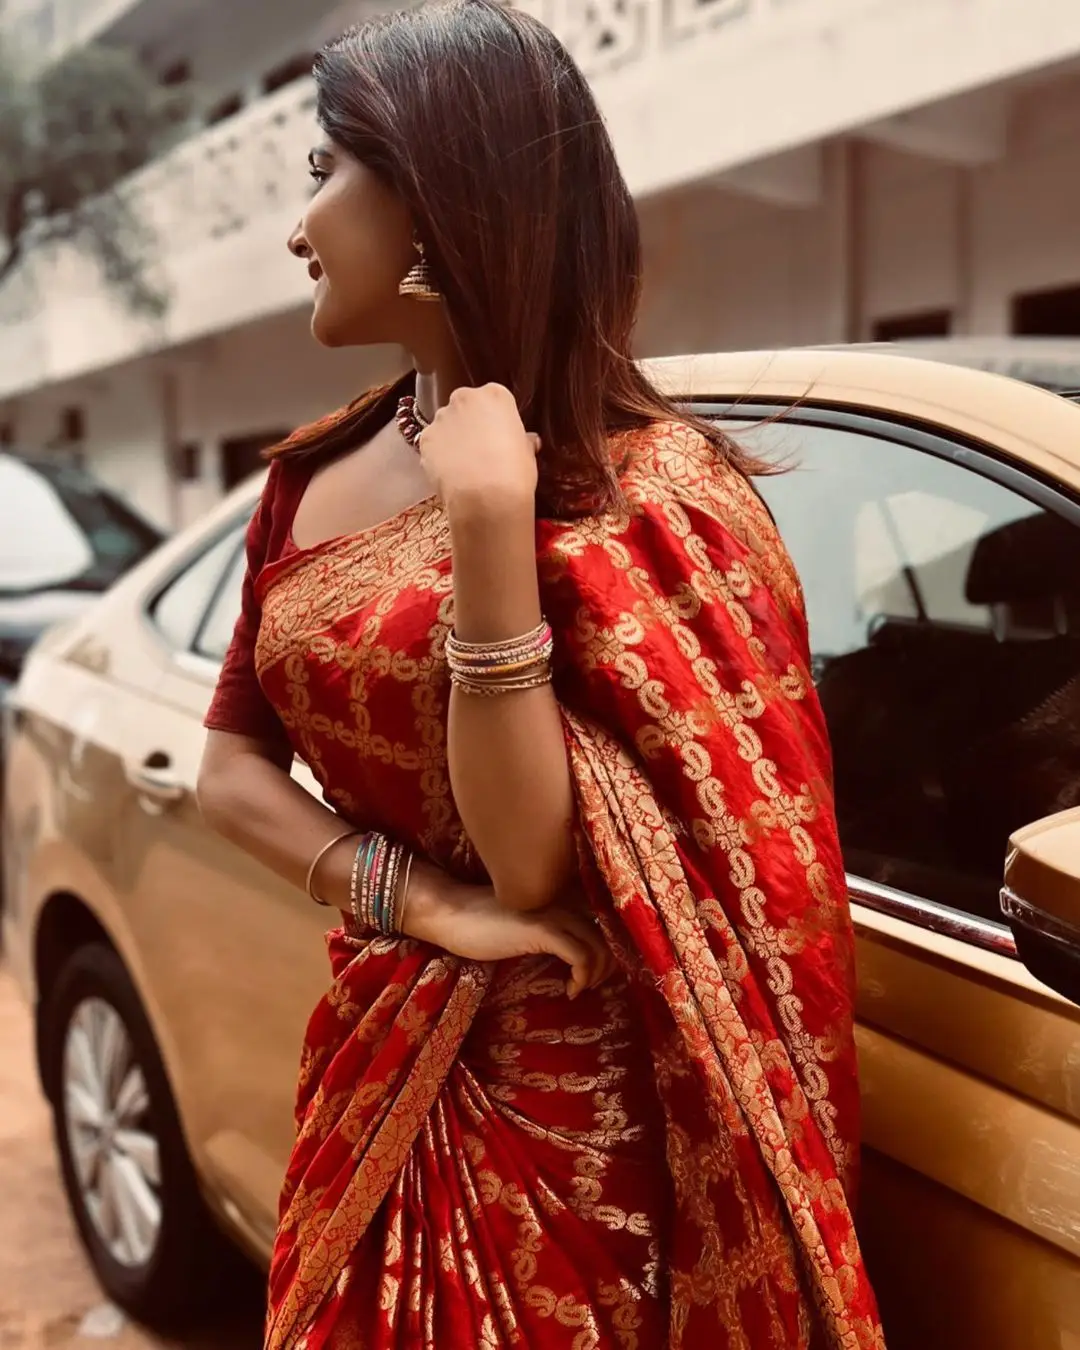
{"left": 395, "top": 394, "right": 430, "bottom": 449}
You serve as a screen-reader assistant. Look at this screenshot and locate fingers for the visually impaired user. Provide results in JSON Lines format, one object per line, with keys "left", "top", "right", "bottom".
{"left": 546, "top": 910, "right": 615, "bottom": 999}
{"left": 536, "top": 926, "right": 594, "bottom": 999}
{"left": 558, "top": 911, "right": 609, "bottom": 989}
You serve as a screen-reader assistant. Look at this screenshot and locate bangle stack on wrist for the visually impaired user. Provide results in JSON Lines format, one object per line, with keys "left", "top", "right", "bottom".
{"left": 445, "top": 618, "right": 554, "bottom": 696}
{"left": 349, "top": 831, "right": 412, "bottom": 937}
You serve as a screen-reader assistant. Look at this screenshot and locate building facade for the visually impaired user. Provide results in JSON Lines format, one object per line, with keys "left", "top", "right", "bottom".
{"left": 3, "top": 0, "right": 1080, "bottom": 525}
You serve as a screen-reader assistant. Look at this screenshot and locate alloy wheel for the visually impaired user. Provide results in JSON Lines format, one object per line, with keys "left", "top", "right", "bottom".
{"left": 62, "top": 996, "right": 162, "bottom": 1269}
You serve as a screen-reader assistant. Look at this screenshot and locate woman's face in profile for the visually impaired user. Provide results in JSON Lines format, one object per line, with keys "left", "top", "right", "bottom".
{"left": 288, "top": 140, "right": 418, "bottom": 348}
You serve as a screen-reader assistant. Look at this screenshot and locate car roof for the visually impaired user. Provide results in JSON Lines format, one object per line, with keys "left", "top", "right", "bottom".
{"left": 842, "top": 336, "right": 1080, "bottom": 392}
{"left": 644, "top": 348, "right": 1080, "bottom": 492}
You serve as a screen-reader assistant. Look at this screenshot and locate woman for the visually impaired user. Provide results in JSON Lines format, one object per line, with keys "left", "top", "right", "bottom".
{"left": 198, "top": 2, "right": 884, "bottom": 1346}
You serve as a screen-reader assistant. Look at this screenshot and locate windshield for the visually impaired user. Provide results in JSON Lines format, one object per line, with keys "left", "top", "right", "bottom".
{"left": 0, "top": 456, "right": 163, "bottom": 595}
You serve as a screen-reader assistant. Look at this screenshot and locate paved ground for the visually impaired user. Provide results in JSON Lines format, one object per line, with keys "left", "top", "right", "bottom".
{"left": 0, "top": 967, "right": 262, "bottom": 1350}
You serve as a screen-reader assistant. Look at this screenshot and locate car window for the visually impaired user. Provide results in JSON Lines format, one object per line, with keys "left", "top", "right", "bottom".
{"left": 744, "top": 418, "right": 1080, "bottom": 927}
{"left": 193, "top": 540, "right": 248, "bottom": 663}
{"left": 0, "top": 455, "right": 161, "bottom": 594}
{"left": 152, "top": 526, "right": 246, "bottom": 655}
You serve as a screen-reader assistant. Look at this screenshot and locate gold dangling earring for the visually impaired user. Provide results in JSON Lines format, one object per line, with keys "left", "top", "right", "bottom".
{"left": 398, "top": 235, "right": 441, "bottom": 302}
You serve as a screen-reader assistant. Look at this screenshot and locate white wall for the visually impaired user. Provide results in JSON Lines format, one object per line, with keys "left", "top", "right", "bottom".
{"left": 4, "top": 311, "right": 402, "bottom": 528}
{"left": 637, "top": 71, "right": 1080, "bottom": 355}
{"left": 637, "top": 143, "right": 851, "bottom": 354}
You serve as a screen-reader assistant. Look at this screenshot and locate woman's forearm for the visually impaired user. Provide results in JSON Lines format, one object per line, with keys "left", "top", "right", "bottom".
{"left": 197, "top": 735, "right": 361, "bottom": 902}
{"left": 196, "top": 733, "right": 607, "bottom": 990}
{"left": 446, "top": 495, "right": 577, "bottom": 912}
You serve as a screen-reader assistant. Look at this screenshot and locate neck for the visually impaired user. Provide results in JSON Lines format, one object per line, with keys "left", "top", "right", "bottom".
{"left": 409, "top": 333, "right": 468, "bottom": 423}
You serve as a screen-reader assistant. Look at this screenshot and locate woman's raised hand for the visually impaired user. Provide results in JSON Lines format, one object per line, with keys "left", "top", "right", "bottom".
{"left": 417, "top": 384, "right": 540, "bottom": 515}
{"left": 400, "top": 859, "right": 613, "bottom": 999}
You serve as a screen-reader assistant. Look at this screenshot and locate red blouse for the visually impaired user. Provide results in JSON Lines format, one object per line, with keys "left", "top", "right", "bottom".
{"left": 203, "top": 459, "right": 305, "bottom": 746}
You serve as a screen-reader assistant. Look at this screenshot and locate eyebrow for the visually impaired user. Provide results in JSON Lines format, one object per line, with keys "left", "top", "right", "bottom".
{"left": 308, "top": 146, "right": 333, "bottom": 167}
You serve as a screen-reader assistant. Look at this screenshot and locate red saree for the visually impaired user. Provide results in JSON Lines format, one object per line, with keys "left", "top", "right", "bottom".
{"left": 207, "top": 416, "right": 884, "bottom": 1349}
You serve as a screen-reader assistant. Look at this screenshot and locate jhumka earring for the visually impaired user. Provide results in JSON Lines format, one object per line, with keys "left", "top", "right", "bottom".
{"left": 398, "top": 235, "right": 441, "bottom": 301}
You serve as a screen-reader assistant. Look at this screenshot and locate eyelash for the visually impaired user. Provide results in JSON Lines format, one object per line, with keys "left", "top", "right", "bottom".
{"left": 308, "top": 166, "right": 329, "bottom": 190}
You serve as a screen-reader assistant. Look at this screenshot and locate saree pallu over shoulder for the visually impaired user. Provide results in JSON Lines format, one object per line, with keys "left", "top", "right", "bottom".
{"left": 255, "top": 420, "right": 884, "bottom": 1349}
{"left": 536, "top": 423, "right": 882, "bottom": 1346}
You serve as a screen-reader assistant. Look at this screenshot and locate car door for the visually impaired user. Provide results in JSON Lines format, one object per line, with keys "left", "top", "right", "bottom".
{"left": 115, "top": 516, "right": 329, "bottom": 1256}
{"left": 714, "top": 403, "right": 1080, "bottom": 1350}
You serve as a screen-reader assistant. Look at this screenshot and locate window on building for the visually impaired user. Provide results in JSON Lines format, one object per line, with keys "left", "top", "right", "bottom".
{"left": 220, "top": 431, "right": 288, "bottom": 492}
{"left": 0, "top": 422, "right": 14, "bottom": 446}
{"left": 1012, "top": 283, "right": 1080, "bottom": 336}
{"left": 872, "top": 310, "right": 953, "bottom": 342}
{"left": 739, "top": 415, "right": 1080, "bottom": 927}
{"left": 60, "top": 405, "right": 86, "bottom": 444}
{"left": 175, "top": 442, "right": 201, "bottom": 483}
{"left": 206, "top": 92, "right": 244, "bottom": 126}
{"left": 262, "top": 52, "right": 315, "bottom": 95}
{"left": 160, "top": 58, "right": 191, "bottom": 87}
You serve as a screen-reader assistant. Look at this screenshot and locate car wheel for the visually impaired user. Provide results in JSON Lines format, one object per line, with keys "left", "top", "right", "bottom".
{"left": 41, "top": 943, "right": 237, "bottom": 1328}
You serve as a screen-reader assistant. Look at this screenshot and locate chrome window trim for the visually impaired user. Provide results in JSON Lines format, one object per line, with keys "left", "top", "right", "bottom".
{"left": 137, "top": 512, "right": 252, "bottom": 665}
{"left": 847, "top": 874, "right": 1017, "bottom": 958}
{"left": 1000, "top": 885, "right": 1080, "bottom": 947}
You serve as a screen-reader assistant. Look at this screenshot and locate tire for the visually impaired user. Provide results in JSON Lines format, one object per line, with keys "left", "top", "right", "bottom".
{"left": 40, "top": 943, "right": 241, "bottom": 1329}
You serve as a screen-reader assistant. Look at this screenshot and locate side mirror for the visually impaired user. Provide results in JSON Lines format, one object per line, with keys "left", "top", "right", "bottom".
{"left": 1002, "top": 807, "right": 1080, "bottom": 1005}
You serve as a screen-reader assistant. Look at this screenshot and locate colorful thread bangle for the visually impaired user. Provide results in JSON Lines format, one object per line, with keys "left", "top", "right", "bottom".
{"left": 347, "top": 832, "right": 412, "bottom": 937}
{"left": 362, "top": 834, "right": 384, "bottom": 930}
{"left": 351, "top": 833, "right": 378, "bottom": 930}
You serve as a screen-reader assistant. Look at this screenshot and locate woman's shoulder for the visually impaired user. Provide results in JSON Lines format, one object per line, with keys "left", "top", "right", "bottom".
{"left": 615, "top": 417, "right": 746, "bottom": 502}
{"left": 542, "top": 419, "right": 744, "bottom": 545}
{"left": 611, "top": 417, "right": 784, "bottom": 562}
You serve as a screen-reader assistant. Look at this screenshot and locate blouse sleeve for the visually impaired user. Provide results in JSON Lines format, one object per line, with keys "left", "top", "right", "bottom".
{"left": 204, "top": 462, "right": 291, "bottom": 746}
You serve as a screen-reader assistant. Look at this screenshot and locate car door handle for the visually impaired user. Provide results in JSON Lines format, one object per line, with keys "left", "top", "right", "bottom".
{"left": 124, "top": 754, "right": 185, "bottom": 811}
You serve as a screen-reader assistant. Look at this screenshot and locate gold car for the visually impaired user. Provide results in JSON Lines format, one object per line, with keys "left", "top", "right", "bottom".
{"left": 3, "top": 349, "right": 1080, "bottom": 1346}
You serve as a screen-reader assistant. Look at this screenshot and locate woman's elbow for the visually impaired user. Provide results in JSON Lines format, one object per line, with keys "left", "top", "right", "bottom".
{"left": 195, "top": 761, "right": 233, "bottom": 834}
{"left": 492, "top": 848, "right": 577, "bottom": 913}
{"left": 195, "top": 751, "right": 256, "bottom": 841}
{"left": 198, "top": 730, "right": 283, "bottom": 835}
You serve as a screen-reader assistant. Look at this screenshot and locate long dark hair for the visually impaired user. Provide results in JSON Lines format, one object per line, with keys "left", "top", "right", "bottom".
{"left": 272, "top": 0, "right": 766, "bottom": 513}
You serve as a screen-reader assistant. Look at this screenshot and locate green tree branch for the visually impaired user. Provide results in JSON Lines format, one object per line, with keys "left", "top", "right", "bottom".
{"left": 0, "top": 38, "right": 189, "bottom": 315}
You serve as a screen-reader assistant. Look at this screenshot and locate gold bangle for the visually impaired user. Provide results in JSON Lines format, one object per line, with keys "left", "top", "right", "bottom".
{"left": 305, "top": 828, "right": 358, "bottom": 907}
{"left": 444, "top": 620, "right": 554, "bottom": 675}
{"left": 449, "top": 666, "right": 553, "bottom": 696}
{"left": 396, "top": 852, "right": 416, "bottom": 933}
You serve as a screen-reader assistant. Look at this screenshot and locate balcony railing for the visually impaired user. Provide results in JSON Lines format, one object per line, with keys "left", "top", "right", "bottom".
{"left": 4, "top": 0, "right": 1079, "bottom": 399}
{"left": 0, "top": 0, "right": 805, "bottom": 287}
{"left": 518, "top": 0, "right": 798, "bottom": 77}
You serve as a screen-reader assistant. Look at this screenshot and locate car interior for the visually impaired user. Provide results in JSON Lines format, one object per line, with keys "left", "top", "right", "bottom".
{"left": 817, "top": 506, "right": 1080, "bottom": 923}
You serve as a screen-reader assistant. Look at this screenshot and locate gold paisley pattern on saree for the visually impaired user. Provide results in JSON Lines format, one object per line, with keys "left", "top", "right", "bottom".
{"left": 249, "top": 420, "right": 882, "bottom": 1349}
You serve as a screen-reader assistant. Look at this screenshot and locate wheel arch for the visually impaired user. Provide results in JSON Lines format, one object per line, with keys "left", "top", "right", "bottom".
{"left": 34, "top": 892, "right": 125, "bottom": 1100}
